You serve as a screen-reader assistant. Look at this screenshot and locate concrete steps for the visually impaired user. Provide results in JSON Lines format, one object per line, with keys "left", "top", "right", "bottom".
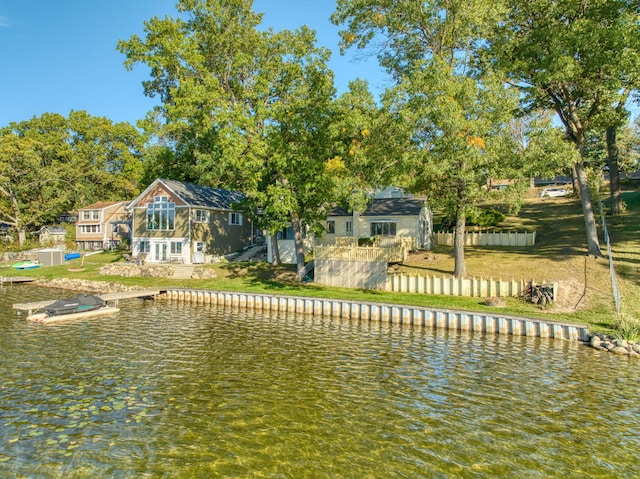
{"left": 232, "top": 245, "right": 267, "bottom": 262}
{"left": 172, "top": 265, "right": 195, "bottom": 279}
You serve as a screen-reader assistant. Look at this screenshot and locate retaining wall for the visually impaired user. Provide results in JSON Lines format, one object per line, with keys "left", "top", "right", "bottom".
{"left": 160, "top": 289, "right": 590, "bottom": 342}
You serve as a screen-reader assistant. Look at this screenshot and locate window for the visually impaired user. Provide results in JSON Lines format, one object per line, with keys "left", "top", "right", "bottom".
{"left": 277, "top": 227, "right": 294, "bottom": 240}
{"left": 345, "top": 221, "right": 353, "bottom": 236}
{"left": 194, "top": 241, "right": 206, "bottom": 253}
{"left": 139, "top": 241, "right": 150, "bottom": 254}
{"left": 327, "top": 220, "right": 335, "bottom": 234}
{"left": 170, "top": 241, "right": 182, "bottom": 255}
{"left": 79, "top": 225, "right": 101, "bottom": 234}
{"left": 81, "top": 210, "right": 100, "bottom": 221}
{"left": 146, "top": 196, "right": 175, "bottom": 231}
{"left": 194, "top": 209, "right": 210, "bottom": 223}
{"left": 370, "top": 222, "right": 397, "bottom": 236}
{"left": 229, "top": 212, "right": 243, "bottom": 225}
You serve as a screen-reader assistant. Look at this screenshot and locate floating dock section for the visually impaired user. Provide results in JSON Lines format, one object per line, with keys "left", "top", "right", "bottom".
{"left": 160, "top": 289, "right": 590, "bottom": 342}
{"left": 13, "top": 290, "right": 161, "bottom": 320}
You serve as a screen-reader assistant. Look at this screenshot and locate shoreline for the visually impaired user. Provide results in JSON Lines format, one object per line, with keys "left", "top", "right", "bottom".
{"left": 24, "top": 277, "right": 640, "bottom": 358}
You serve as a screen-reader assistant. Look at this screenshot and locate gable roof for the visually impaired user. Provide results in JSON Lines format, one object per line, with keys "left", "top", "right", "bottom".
{"left": 38, "top": 226, "right": 66, "bottom": 234}
{"left": 130, "top": 178, "right": 245, "bottom": 210}
{"left": 330, "top": 197, "right": 427, "bottom": 217}
{"left": 79, "top": 201, "right": 127, "bottom": 211}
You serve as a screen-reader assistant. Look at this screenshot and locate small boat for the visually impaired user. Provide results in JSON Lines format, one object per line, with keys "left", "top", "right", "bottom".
{"left": 64, "top": 252, "right": 81, "bottom": 261}
{"left": 12, "top": 260, "right": 40, "bottom": 270}
{"left": 26, "top": 293, "right": 119, "bottom": 323}
{"left": 45, "top": 293, "right": 106, "bottom": 316}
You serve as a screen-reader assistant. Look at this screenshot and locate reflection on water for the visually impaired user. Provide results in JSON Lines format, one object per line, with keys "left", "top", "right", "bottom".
{"left": 1, "top": 285, "right": 638, "bottom": 478}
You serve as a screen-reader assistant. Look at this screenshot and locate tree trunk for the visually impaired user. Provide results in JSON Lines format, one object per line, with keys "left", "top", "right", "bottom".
{"left": 290, "top": 213, "right": 306, "bottom": 280}
{"left": 17, "top": 228, "right": 26, "bottom": 247}
{"left": 453, "top": 213, "right": 466, "bottom": 278}
{"left": 574, "top": 161, "right": 602, "bottom": 257}
{"left": 270, "top": 233, "right": 281, "bottom": 266}
{"left": 605, "top": 125, "right": 622, "bottom": 215}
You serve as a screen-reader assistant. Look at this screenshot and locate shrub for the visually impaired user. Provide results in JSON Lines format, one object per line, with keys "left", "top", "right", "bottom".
{"left": 358, "top": 237, "right": 377, "bottom": 247}
{"left": 467, "top": 208, "right": 505, "bottom": 227}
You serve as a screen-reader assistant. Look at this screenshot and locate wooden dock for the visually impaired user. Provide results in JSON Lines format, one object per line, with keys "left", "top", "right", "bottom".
{"left": 13, "top": 289, "right": 162, "bottom": 317}
{"left": 1, "top": 276, "right": 35, "bottom": 285}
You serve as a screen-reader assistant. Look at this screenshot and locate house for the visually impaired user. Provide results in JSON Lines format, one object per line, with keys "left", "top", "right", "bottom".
{"left": 127, "top": 178, "right": 253, "bottom": 264}
{"left": 267, "top": 195, "right": 433, "bottom": 265}
{"left": 76, "top": 201, "right": 130, "bottom": 251}
{"left": 37, "top": 226, "right": 67, "bottom": 247}
{"left": 58, "top": 211, "right": 78, "bottom": 223}
{"left": 320, "top": 196, "right": 433, "bottom": 250}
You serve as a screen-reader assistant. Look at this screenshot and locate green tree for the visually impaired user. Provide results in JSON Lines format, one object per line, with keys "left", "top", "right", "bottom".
{"left": 0, "top": 112, "right": 144, "bottom": 246}
{"left": 390, "top": 62, "right": 519, "bottom": 277}
{"left": 508, "top": 112, "right": 579, "bottom": 185}
{"left": 333, "top": 0, "right": 519, "bottom": 278}
{"left": 329, "top": 79, "right": 405, "bottom": 212}
{"left": 489, "top": 0, "right": 640, "bottom": 254}
{"left": 118, "top": 0, "right": 340, "bottom": 277}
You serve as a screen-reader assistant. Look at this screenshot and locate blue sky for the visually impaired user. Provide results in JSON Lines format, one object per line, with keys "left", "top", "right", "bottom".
{"left": 0, "top": 1, "right": 388, "bottom": 128}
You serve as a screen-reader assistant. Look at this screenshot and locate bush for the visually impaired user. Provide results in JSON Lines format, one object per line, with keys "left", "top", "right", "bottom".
{"left": 439, "top": 208, "right": 506, "bottom": 230}
{"left": 358, "top": 237, "right": 377, "bottom": 247}
{"left": 467, "top": 208, "right": 505, "bottom": 227}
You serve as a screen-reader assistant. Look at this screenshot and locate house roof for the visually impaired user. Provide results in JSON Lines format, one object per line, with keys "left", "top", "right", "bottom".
{"left": 79, "top": 201, "right": 127, "bottom": 210}
{"left": 330, "top": 197, "right": 427, "bottom": 217}
{"left": 140, "top": 179, "right": 246, "bottom": 210}
{"left": 38, "top": 226, "right": 66, "bottom": 234}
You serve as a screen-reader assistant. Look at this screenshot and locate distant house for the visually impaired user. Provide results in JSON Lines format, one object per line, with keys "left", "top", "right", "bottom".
{"left": 38, "top": 226, "right": 67, "bottom": 247}
{"left": 127, "top": 178, "right": 253, "bottom": 264}
{"left": 76, "top": 201, "right": 130, "bottom": 251}
{"left": 0, "top": 222, "right": 11, "bottom": 242}
{"left": 58, "top": 211, "right": 78, "bottom": 223}
{"left": 321, "top": 196, "right": 433, "bottom": 250}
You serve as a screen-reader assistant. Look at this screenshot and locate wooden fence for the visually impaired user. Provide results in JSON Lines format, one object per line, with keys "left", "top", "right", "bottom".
{"left": 314, "top": 244, "right": 408, "bottom": 264}
{"left": 434, "top": 230, "right": 536, "bottom": 247}
{"left": 386, "top": 273, "right": 557, "bottom": 299}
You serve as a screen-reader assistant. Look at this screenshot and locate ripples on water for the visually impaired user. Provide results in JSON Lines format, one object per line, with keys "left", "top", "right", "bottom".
{"left": 0, "top": 285, "right": 638, "bottom": 478}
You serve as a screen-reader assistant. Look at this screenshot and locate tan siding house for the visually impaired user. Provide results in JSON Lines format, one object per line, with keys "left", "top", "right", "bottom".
{"left": 128, "top": 178, "right": 253, "bottom": 264}
{"left": 76, "top": 201, "right": 130, "bottom": 250}
{"left": 319, "top": 197, "right": 433, "bottom": 250}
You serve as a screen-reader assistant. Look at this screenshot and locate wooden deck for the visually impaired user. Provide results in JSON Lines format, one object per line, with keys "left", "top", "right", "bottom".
{"left": 13, "top": 289, "right": 162, "bottom": 315}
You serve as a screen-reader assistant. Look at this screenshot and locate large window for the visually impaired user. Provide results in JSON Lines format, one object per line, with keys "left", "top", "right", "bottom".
{"left": 194, "top": 209, "right": 210, "bottom": 223}
{"left": 146, "top": 196, "right": 175, "bottom": 231}
{"left": 370, "top": 222, "right": 397, "bottom": 236}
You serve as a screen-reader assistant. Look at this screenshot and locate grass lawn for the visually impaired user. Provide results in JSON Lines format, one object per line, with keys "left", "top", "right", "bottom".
{"left": 3, "top": 186, "right": 639, "bottom": 336}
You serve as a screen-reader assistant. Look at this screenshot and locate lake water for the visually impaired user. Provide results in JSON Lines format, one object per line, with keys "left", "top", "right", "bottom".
{"left": 1, "top": 284, "right": 638, "bottom": 478}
